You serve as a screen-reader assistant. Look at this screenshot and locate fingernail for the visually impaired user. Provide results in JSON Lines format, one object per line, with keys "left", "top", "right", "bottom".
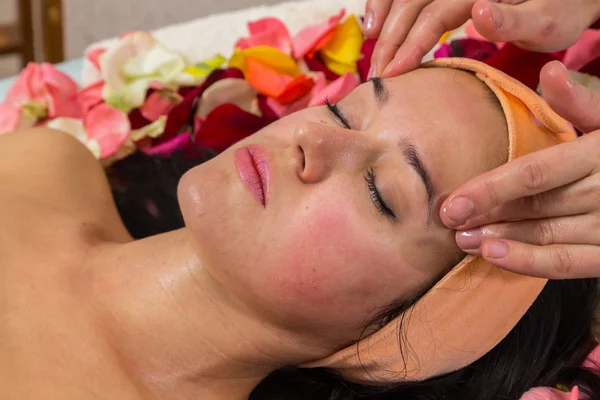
{"left": 364, "top": 11, "right": 375, "bottom": 32}
{"left": 443, "top": 197, "right": 475, "bottom": 226}
{"left": 368, "top": 62, "right": 378, "bottom": 79}
{"left": 483, "top": 240, "right": 509, "bottom": 259}
{"left": 456, "top": 229, "right": 482, "bottom": 250}
{"left": 489, "top": 4, "right": 503, "bottom": 29}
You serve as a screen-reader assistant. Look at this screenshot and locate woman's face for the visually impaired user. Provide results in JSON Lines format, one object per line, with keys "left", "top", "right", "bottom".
{"left": 178, "top": 68, "right": 508, "bottom": 346}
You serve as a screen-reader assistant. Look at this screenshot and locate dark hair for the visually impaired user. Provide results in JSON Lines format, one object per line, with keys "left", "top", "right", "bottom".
{"left": 108, "top": 150, "right": 600, "bottom": 399}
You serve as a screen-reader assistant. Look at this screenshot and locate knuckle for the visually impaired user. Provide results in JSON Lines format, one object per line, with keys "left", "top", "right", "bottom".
{"left": 540, "top": 18, "right": 557, "bottom": 37}
{"left": 522, "top": 246, "right": 537, "bottom": 271}
{"left": 520, "top": 193, "right": 544, "bottom": 217}
{"left": 519, "top": 159, "right": 548, "bottom": 191}
{"left": 535, "top": 220, "right": 555, "bottom": 246}
{"left": 551, "top": 247, "right": 573, "bottom": 276}
{"left": 483, "top": 179, "right": 501, "bottom": 209}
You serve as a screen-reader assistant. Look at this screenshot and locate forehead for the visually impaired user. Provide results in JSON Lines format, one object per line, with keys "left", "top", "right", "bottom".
{"left": 351, "top": 68, "right": 509, "bottom": 198}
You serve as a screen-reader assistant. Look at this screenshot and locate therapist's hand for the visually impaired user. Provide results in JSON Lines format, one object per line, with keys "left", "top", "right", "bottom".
{"left": 364, "top": 0, "right": 600, "bottom": 78}
{"left": 440, "top": 61, "right": 600, "bottom": 279}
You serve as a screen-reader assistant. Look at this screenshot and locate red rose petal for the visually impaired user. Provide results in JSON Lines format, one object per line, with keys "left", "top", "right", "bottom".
{"left": 194, "top": 103, "right": 270, "bottom": 153}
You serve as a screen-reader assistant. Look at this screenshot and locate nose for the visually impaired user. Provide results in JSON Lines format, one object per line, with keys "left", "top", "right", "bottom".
{"left": 292, "top": 121, "right": 374, "bottom": 183}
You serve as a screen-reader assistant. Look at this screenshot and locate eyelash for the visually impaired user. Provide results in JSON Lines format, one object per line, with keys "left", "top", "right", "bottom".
{"left": 324, "top": 98, "right": 351, "bottom": 129}
{"left": 324, "top": 99, "right": 396, "bottom": 221}
{"left": 365, "top": 168, "right": 397, "bottom": 221}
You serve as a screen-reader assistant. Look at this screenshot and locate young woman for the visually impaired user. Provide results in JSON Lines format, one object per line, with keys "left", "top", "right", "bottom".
{"left": 0, "top": 60, "right": 597, "bottom": 400}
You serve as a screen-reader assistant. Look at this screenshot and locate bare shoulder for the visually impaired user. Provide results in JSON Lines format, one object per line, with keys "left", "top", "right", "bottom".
{"left": 0, "top": 128, "right": 131, "bottom": 241}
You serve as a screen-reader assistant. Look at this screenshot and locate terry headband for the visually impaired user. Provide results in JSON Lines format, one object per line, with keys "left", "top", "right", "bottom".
{"left": 302, "top": 58, "right": 576, "bottom": 384}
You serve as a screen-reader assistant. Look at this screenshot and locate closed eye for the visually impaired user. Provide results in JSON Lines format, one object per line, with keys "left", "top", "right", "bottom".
{"left": 325, "top": 98, "right": 351, "bottom": 129}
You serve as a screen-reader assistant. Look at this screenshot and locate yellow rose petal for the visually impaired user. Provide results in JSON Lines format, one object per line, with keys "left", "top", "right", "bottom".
{"left": 321, "top": 14, "right": 364, "bottom": 75}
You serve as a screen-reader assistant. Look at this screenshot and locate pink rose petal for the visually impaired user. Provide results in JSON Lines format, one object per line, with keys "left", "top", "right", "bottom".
{"left": 308, "top": 72, "right": 360, "bottom": 107}
{"left": 236, "top": 17, "right": 292, "bottom": 55}
{"left": 84, "top": 103, "right": 131, "bottom": 158}
{"left": 86, "top": 48, "right": 107, "bottom": 72}
{"left": 140, "top": 90, "right": 183, "bottom": 122}
{"left": 519, "top": 386, "right": 578, "bottom": 400}
{"left": 563, "top": 29, "right": 600, "bottom": 71}
{"left": 78, "top": 81, "right": 104, "bottom": 116}
{"left": 143, "top": 133, "right": 193, "bottom": 157}
{"left": 5, "top": 63, "right": 44, "bottom": 105}
{"left": 0, "top": 103, "right": 35, "bottom": 134}
{"left": 293, "top": 9, "right": 345, "bottom": 59}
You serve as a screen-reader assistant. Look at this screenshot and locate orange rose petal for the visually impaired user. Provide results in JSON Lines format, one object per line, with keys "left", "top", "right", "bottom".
{"left": 245, "top": 57, "right": 293, "bottom": 98}
{"left": 275, "top": 75, "right": 315, "bottom": 105}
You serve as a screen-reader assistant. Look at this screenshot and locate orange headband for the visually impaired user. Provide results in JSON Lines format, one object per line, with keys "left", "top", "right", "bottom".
{"left": 302, "top": 58, "right": 575, "bottom": 384}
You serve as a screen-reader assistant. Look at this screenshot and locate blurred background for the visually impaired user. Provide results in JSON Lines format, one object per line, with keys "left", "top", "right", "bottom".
{"left": 0, "top": 0, "right": 295, "bottom": 78}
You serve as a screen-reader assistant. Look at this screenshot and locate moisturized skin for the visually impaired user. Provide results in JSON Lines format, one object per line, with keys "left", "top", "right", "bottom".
{"left": 0, "top": 68, "right": 507, "bottom": 400}
{"left": 179, "top": 68, "right": 508, "bottom": 343}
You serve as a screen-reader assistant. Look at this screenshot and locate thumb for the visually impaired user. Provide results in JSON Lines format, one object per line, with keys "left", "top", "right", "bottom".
{"left": 540, "top": 61, "right": 600, "bottom": 134}
{"left": 471, "top": 0, "right": 571, "bottom": 52}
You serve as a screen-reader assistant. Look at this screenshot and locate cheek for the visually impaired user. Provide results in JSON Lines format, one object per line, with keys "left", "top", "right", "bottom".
{"left": 263, "top": 193, "right": 419, "bottom": 330}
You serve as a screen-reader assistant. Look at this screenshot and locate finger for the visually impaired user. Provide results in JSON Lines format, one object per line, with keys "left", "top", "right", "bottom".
{"left": 459, "top": 172, "right": 599, "bottom": 228}
{"left": 370, "top": 0, "right": 432, "bottom": 78}
{"left": 540, "top": 61, "right": 600, "bottom": 134}
{"left": 478, "top": 239, "right": 600, "bottom": 279}
{"left": 439, "top": 135, "right": 600, "bottom": 229}
{"left": 456, "top": 214, "right": 600, "bottom": 253}
{"left": 380, "top": 0, "right": 474, "bottom": 78}
{"left": 471, "top": 0, "right": 567, "bottom": 52}
{"left": 363, "top": 0, "right": 394, "bottom": 38}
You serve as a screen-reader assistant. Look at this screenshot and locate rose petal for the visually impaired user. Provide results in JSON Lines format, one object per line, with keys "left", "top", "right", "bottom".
{"left": 84, "top": 103, "right": 131, "bottom": 158}
{"left": 308, "top": 72, "right": 360, "bottom": 107}
{"left": 229, "top": 46, "right": 300, "bottom": 78}
{"left": 449, "top": 39, "right": 498, "bottom": 62}
{"left": 236, "top": 17, "right": 292, "bottom": 55}
{"left": 0, "top": 103, "right": 35, "bottom": 134}
{"left": 196, "top": 78, "right": 258, "bottom": 118}
{"left": 275, "top": 74, "right": 315, "bottom": 105}
{"left": 140, "top": 90, "right": 183, "bottom": 121}
{"left": 5, "top": 63, "right": 44, "bottom": 106}
{"left": 130, "top": 115, "right": 166, "bottom": 141}
{"left": 143, "top": 133, "right": 193, "bottom": 157}
{"left": 519, "top": 387, "right": 576, "bottom": 400}
{"left": 304, "top": 53, "right": 340, "bottom": 81}
{"left": 357, "top": 38, "right": 376, "bottom": 82}
{"left": 292, "top": 9, "right": 345, "bottom": 59}
{"left": 320, "top": 14, "right": 364, "bottom": 75}
{"left": 563, "top": 30, "right": 600, "bottom": 71}
{"left": 86, "top": 48, "right": 107, "bottom": 72}
{"left": 266, "top": 72, "right": 327, "bottom": 118}
{"left": 162, "top": 68, "right": 237, "bottom": 141}
{"left": 78, "top": 81, "right": 105, "bottom": 115}
{"left": 245, "top": 57, "right": 294, "bottom": 98}
{"left": 194, "top": 103, "right": 269, "bottom": 153}
{"left": 434, "top": 43, "right": 452, "bottom": 59}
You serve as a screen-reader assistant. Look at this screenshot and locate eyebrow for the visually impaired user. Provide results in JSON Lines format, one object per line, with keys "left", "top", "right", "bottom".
{"left": 398, "top": 137, "right": 436, "bottom": 225}
{"left": 369, "top": 77, "right": 389, "bottom": 106}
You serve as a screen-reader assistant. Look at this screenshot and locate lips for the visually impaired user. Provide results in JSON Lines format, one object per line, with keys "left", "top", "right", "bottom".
{"left": 233, "top": 145, "right": 271, "bottom": 207}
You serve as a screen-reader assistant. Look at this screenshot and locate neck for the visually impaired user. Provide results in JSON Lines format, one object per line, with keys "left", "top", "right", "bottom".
{"left": 78, "top": 229, "right": 329, "bottom": 400}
